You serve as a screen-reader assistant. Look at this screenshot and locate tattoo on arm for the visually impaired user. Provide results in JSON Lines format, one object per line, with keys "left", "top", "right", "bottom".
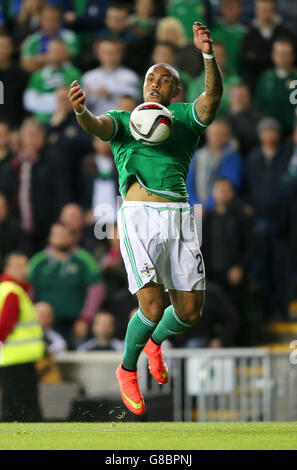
{"left": 195, "top": 57, "right": 223, "bottom": 124}
{"left": 204, "top": 57, "right": 223, "bottom": 99}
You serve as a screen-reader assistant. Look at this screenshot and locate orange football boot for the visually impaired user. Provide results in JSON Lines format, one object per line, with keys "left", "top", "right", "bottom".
{"left": 116, "top": 363, "right": 146, "bottom": 415}
{"left": 143, "top": 338, "right": 169, "bottom": 384}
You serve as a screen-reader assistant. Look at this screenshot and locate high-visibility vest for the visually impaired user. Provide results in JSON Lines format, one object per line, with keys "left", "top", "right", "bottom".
{"left": 0, "top": 281, "right": 45, "bottom": 367}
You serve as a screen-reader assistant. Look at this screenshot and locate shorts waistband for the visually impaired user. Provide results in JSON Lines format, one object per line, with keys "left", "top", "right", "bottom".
{"left": 121, "top": 201, "right": 191, "bottom": 209}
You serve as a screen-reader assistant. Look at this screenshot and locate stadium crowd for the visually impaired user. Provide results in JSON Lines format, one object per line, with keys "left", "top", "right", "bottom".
{"left": 0, "top": 0, "right": 297, "bottom": 353}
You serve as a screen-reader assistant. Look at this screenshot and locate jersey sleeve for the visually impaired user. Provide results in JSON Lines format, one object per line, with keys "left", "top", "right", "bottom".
{"left": 169, "top": 100, "right": 211, "bottom": 135}
{"left": 177, "top": 101, "right": 212, "bottom": 134}
{"left": 102, "top": 109, "right": 125, "bottom": 142}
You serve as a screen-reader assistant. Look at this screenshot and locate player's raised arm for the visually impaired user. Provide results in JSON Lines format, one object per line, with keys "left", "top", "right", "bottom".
{"left": 193, "top": 22, "right": 223, "bottom": 124}
{"left": 68, "top": 80, "right": 114, "bottom": 140}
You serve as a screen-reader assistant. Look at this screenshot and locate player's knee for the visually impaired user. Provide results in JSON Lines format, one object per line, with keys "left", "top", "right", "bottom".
{"left": 141, "top": 301, "right": 164, "bottom": 323}
{"left": 182, "top": 300, "right": 204, "bottom": 324}
{"left": 185, "top": 308, "right": 202, "bottom": 324}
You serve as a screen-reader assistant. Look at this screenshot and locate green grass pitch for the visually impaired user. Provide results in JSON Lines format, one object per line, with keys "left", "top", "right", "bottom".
{"left": 0, "top": 422, "right": 297, "bottom": 450}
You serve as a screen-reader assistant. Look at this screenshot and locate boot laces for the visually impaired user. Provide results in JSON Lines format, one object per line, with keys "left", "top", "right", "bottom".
{"left": 129, "top": 374, "right": 142, "bottom": 385}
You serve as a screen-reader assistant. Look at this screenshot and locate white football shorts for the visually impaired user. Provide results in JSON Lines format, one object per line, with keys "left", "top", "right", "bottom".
{"left": 117, "top": 201, "right": 206, "bottom": 295}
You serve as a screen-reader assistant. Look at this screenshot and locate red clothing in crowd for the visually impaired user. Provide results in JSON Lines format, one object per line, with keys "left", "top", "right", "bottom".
{"left": 0, "top": 274, "right": 32, "bottom": 343}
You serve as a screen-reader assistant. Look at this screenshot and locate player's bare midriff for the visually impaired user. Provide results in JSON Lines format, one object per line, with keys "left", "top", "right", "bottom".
{"left": 125, "top": 175, "right": 174, "bottom": 202}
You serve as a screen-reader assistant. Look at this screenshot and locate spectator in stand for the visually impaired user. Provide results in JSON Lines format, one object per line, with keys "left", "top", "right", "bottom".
{"left": 96, "top": 2, "right": 154, "bottom": 74}
{"left": 187, "top": 42, "right": 241, "bottom": 116}
{"left": 59, "top": 203, "right": 85, "bottom": 246}
{"left": 202, "top": 178, "right": 255, "bottom": 311}
{"left": 29, "top": 223, "right": 105, "bottom": 348}
{"left": 21, "top": 4, "right": 79, "bottom": 73}
{"left": 78, "top": 311, "right": 123, "bottom": 351}
{"left": 277, "top": 182, "right": 297, "bottom": 314}
{"left": 212, "top": 0, "right": 247, "bottom": 74}
{"left": 59, "top": 203, "right": 96, "bottom": 254}
{"left": 0, "top": 193, "right": 29, "bottom": 270}
{"left": 45, "top": 87, "right": 92, "bottom": 203}
{"left": 83, "top": 137, "right": 118, "bottom": 223}
{"left": 246, "top": 118, "right": 291, "bottom": 222}
{"left": 0, "top": 252, "right": 44, "bottom": 422}
{"left": 35, "top": 301, "right": 67, "bottom": 354}
{"left": 187, "top": 120, "right": 244, "bottom": 209}
{"left": 225, "top": 83, "right": 263, "bottom": 157}
{"left": 117, "top": 95, "right": 138, "bottom": 112}
{"left": 275, "top": 0, "right": 297, "bottom": 38}
{"left": 0, "top": 122, "right": 16, "bottom": 203}
{"left": 246, "top": 118, "right": 291, "bottom": 315}
{"left": 166, "top": 0, "right": 206, "bottom": 41}
{"left": 82, "top": 38, "right": 139, "bottom": 117}
{"left": 0, "top": 32, "right": 28, "bottom": 127}
{"left": 155, "top": 16, "right": 203, "bottom": 78}
{"left": 255, "top": 38, "right": 297, "bottom": 136}
{"left": 181, "top": 282, "right": 240, "bottom": 348}
{"left": 45, "top": 86, "right": 93, "bottom": 201}
{"left": 100, "top": 223, "right": 128, "bottom": 294}
{"left": 150, "top": 41, "right": 191, "bottom": 99}
{"left": 285, "top": 122, "right": 297, "bottom": 191}
{"left": 62, "top": 0, "right": 111, "bottom": 32}
{"left": 130, "top": 0, "right": 157, "bottom": 38}
{"left": 12, "top": 0, "right": 45, "bottom": 49}
{"left": 11, "top": 118, "right": 72, "bottom": 252}
{"left": 8, "top": 128, "right": 21, "bottom": 155}
{"left": 240, "top": 0, "right": 294, "bottom": 89}
{"left": 23, "top": 39, "right": 81, "bottom": 123}
{"left": 97, "top": 3, "right": 136, "bottom": 44}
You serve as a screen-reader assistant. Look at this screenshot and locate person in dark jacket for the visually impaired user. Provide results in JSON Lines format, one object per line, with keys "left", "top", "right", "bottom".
{"left": 0, "top": 32, "right": 28, "bottom": 127}
{"left": 45, "top": 86, "right": 93, "bottom": 202}
{"left": 225, "top": 83, "right": 263, "bottom": 157}
{"left": 246, "top": 118, "right": 291, "bottom": 223}
{"left": 0, "top": 121, "right": 16, "bottom": 204}
{"left": 246, "top": 117, "right": 291, "bottom": 316}
{"left": 0, "top": 193, "right": 29, "bottom": 271}
{"left": 255, "top": 38, "right": 297, "bottom": 136}
{"left": 240, "top": 0, "right": 294, "bottom": 89}
{"left": 10, "top": 117, "right": 72, "bottom": 253}
{"left": 202, "top": 178, "right": 255, "bottom": 311}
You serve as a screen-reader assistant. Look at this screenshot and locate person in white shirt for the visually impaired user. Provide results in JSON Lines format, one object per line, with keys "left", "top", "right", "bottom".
{"left": 82, "top": 38, "right": 140, "bottom": 117}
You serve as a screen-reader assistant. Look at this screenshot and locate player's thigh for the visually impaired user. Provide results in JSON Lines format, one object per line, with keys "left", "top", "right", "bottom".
{"left": 136, "top": 281, "right": 166, "bottom": 322}
{"left": 168, "top": 289, "right": 205, "bottom": 323}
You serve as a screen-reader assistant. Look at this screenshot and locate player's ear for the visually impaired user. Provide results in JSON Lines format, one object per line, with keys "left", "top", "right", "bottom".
{"left": 174, "top": 85, "right": 182, "bottom": 98}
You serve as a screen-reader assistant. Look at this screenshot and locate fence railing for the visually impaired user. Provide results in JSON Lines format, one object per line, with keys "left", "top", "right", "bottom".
{"left": 137, "top": 348, "right": 273, "bottom": 422}
{"left": 35, "top": 348, "right": 297, "bottom": 422}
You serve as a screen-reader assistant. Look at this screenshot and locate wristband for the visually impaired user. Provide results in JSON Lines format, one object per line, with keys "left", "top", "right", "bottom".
{"left": 75, "top": 106, "right": 86, "bottom": 116}
{"left": 202, "top": 52, "right": 214, "bottom": 59}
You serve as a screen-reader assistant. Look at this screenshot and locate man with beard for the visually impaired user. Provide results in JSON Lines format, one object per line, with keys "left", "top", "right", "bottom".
{"left": 28, "top": 223, "right": 105, "bottom": 348}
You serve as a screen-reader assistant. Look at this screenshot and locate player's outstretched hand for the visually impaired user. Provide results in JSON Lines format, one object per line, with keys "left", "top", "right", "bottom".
{"left": 68, "top": 80, "right": 86, "bottom": 113}
{"left": 193, "top": 22, "right": 213, "bottom": 54}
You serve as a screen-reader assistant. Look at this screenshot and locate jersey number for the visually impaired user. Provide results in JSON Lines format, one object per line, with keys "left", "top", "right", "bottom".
{"left": 196, "top": 254, "right": 203, "bottom": 274}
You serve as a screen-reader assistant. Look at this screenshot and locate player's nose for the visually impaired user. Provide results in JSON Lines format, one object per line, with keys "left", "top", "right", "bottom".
{"left": 152, "top": 82, "right": 160, "bottom": 89}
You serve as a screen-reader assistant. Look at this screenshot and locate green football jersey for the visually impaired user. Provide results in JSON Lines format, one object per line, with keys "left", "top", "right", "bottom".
{"left": 104, "top": 101, "right": 208, "bottom": 202}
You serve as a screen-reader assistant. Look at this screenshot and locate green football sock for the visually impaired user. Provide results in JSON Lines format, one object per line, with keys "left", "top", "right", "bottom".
{"left": 152, "top": 305, "right": 194, "bottom": 345}
{"left": 122, "top": 308, "right": 157, "bottom": 371}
